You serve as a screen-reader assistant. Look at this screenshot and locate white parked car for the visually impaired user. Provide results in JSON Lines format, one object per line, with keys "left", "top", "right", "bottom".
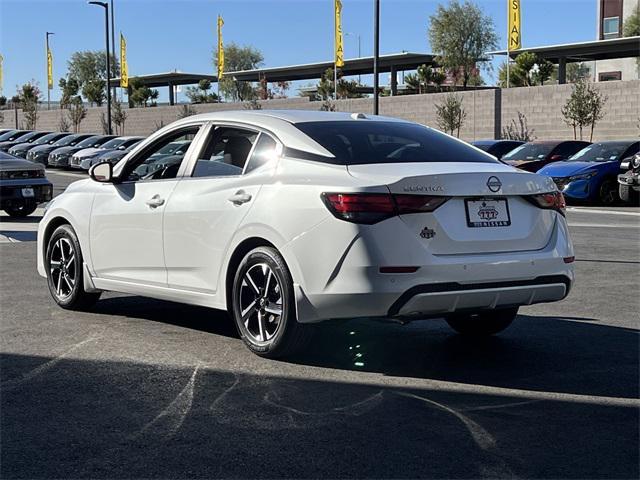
{"left": 37, "top": 111, "right": 575, "bottom": 357}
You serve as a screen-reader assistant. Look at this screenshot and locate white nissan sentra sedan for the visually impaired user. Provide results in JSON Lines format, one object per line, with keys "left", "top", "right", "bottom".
{"left": 37, "top": 110, "right": 574, "bottom": 357}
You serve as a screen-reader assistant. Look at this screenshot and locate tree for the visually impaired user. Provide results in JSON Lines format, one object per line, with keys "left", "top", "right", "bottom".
{"left": 82, "top": 79, "right": 106, "bottom": 106}
{"left": 112, "top": 101, "right": 127, "bottom": 135}
{"left": 312, "top": 68, "right": 365, "bottom": 101}
{"left": 186, "top": 78, "right": 219, "bottom": 103}
{"left": 177, "top": 104, "right": 197, "bottom": 119}
{"left": 59, "top": 77, "right": 80, "bottom": 109}
{"left": 428, "top": 0, "right": 498, "bottom": 88}
{"left": 67, "top": 96, "right": 87, "bottom": 133}
{"left": 498, "top": 52, "right": 554, "bottom": 87}
{"left": 243, "top": 98, "right": 262, "bottom": 110}
{"left": 18, "top": 81, "right": 41, "bottom": 130}
{"left": 128, "top": 77, "right": 158, "bottom": 107}
{"left": 0, "top": 96, "right": 6, "bottom": 107}
{"left": 551, "top": 62, "right": 591, "bottom": 84}
{"left": 561, "top": 80, "right": 607, "bottom": 141}
{"left": 623, "top": 5, "right": 640, "bottom": 36}
{"left": 435, "top": 93, "right": 466, "bottom": 137}
{"left": 67, "top": 50, "right": 119, "bottom": 103}
{"left": 214, "top": 43, "right": 264, "bottom": 101}
{"left": 502, "top": 111, "right": 536, "bottom": 141}
{"left": 58, "top": 113, "right": 71, "bottom": 132}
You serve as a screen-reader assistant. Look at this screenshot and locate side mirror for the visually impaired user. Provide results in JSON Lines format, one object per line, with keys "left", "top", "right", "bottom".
{"left": 620, "top": 158, "right": 632, "bottom": 170}
{"left": 550, "top": 154, "right": 563, "bottom": 161}
{"left": 89, "top": 162, "right": 113, "bottom": 183}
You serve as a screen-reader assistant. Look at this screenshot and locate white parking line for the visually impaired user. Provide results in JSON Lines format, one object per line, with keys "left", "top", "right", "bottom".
{"left": 568, "top": 222, "right": 640, "bottom": 228}
{"left": 567, "top": 207, "right": 640, "bottom": 217}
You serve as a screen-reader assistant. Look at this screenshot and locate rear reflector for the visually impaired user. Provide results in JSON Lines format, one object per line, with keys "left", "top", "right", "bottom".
{"left": 322, "top": 192, "right": 449, "bottom": 224}
{"left": 379, "top": 266, "right": 420, "bottom": 274}
{"left": 525, "top": 191, "right": 566, "bottom": 216}
{"left": 563, "top": 256, "right": 575, "bottom": 264}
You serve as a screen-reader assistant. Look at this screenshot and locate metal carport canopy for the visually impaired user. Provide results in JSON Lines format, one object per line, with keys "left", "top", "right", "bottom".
{"left": 488, "top": 36, "right": 640, "bottom": 62}
{"left": 225, "top": 52, "right": 437, "bottom": 82}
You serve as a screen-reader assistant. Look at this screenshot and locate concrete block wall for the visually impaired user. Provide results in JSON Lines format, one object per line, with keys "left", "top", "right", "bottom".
{"left": 501, "top": 80, "right": 640, "bottom": 141}
{"left": 2, "top": 80, "right": 638, "bottom": 142}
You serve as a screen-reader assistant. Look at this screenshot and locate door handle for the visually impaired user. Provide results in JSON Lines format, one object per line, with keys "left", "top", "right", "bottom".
{"left": 146, "top": 194, "right": 165, "bottom": 208}
{"left": 228, "top": 190, "right": 252, "bottom": 206}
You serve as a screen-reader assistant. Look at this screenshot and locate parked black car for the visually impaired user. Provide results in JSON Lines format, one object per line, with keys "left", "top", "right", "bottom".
{"left": 27, "top": 133, "right": 94, "bottom": 166}
{"left": 92, "top": 140, "right": 143, "bottom": 166}
{"left": 503, "top": 140, "right": 591, "bottom": 172}
{"left": 48, "top": 135, "right": 116, "bottom": 168}
{"left": 8, "top": 132, "right": 72, "bottom": 158}
{"left": 0, "top": 151, "right": 52, "bottom": 217}
{"left": 0, "top": 130, "right": 33, "bottom": 151}
{"left": 472, "top": 140, "right": 524, "bottom": 160}
{"left": 618, "top": 153, "right": 640, "bottom": 204}
{"left": 0, "top": 131, "right": 51, "bottom": 152}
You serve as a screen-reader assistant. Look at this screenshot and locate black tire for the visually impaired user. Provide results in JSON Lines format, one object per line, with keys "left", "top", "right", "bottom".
{"left": 446, "top": 307, "right": 518, "bottom": 336}
{"left": 231, "top": 246, "right": 312, "bottom": 358}
{"left": 619, "top": 184, "right": 639, "bottom": 204}
{"left": 46, "top": 224, "right": 101, "bottom": 310}
{"left": 4, "top": 203, "right": 37, "bottom": 218}
{"left": 598, "top": 178, "right": 619, "bottom": 205}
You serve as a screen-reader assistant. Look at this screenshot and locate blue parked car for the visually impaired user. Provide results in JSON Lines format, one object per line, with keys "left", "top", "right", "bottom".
{"left": 538, "top": 140, "right": 640, "bottom": 205}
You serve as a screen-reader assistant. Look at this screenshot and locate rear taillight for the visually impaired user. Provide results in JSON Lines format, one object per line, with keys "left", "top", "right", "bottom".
{"left": 525, "top": 191, "right": 566, "bottom": 216}
{"left": 321, "top": 193, "right": 448, "bottom": 224}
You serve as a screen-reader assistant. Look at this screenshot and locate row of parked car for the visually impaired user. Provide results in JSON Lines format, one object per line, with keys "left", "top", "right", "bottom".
{"left": 0, "top": 129, "right": 144, "bottom": 171}
{"left": 471, "top": 138, "right": 640, "bottom": 205}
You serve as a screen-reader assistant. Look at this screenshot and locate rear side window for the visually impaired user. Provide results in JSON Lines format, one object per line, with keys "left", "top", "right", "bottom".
{"left": 245, "top": 134, "right": 277, "bottom": 174}
{"left": 293, "top": 121, "right": 497, "bottom": 165}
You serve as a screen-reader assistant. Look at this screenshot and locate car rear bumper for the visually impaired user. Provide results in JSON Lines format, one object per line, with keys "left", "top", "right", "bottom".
{"left": 287, "top": 214, "right": 575, "bottom": 323}
{"left": 0, "top": 180, "right": 53, "bottom": 209}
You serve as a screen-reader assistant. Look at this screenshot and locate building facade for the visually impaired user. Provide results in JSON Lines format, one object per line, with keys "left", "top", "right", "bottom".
{"left": 595, "top": 0, "right": 639, "bottom": 80}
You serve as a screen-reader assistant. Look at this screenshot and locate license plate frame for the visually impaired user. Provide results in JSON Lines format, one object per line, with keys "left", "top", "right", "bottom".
{"left": 21, "top": 187, "right": 35, "bottom": 198}
{"left": 465, "top": 197, "right": 511, "bottom": 228}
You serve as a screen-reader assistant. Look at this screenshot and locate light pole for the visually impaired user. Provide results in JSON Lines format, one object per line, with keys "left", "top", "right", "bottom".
{"left": 373, "top": 0, "right": 380, "bottom": 115}
{"left": 88, "top": 1, "right": 112, "bottom": 135}
{"left": 110, "top": 0, "right": 117, "bottom": 103}
{"left": 46, "top": 32, "right": 54, "bottom": 110}
{"left": 345, "top": 32, "right": 362, "bottom": 83}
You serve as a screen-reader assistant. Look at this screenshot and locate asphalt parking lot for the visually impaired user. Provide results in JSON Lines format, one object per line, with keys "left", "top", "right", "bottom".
{"left": 1, "top": 170, "right": 638, "bottom": 479}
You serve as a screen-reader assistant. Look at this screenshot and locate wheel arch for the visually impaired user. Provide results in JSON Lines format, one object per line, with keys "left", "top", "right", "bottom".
{"left": 42, "top": 215, "right": 73, "bottom": 259}
{"left": 224, "top": 237, "right": 278, "bottom": 312}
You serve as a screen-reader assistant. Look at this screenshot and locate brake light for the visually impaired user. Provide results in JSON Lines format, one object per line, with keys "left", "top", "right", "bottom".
{"left": 526, "top": 191, "right": 566, "bottom": 216}
{"left": 321, "top": 193, "right": 448, "bottom": 224}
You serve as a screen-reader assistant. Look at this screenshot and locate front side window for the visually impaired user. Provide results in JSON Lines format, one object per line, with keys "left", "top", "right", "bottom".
{"left": 122, "top": 127, "right": 200, "bottom": 182}
{"left": 192, "top": 127, "right": 258, "bottom": 178}
{"left": 293, "top": 121, "right": 497, "bottom": 165}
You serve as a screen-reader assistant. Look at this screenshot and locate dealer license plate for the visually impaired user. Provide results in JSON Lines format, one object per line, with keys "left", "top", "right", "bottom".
{"left": 465, "top": 198, "right": 511, "bottom": 228}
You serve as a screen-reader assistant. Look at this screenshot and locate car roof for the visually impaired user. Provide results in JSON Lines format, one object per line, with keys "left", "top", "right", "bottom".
{"left": 182, "top": 109, "right": 408, "bottom": 126}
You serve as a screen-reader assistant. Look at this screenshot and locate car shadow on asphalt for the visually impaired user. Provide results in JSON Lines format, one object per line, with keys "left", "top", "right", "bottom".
{"left": 91, "top": 295, "right": 638, "bottom": 400}
{"left": 1, "top": 347, "right": 638, "bottom": 479}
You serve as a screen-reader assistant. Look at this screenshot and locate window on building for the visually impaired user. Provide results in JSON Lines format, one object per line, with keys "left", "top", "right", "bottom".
{"left": 599, "top": 71, "right": 622, "bottom": 81}
{"left": 602, "top": 16, "right": 620, "bottom": 39}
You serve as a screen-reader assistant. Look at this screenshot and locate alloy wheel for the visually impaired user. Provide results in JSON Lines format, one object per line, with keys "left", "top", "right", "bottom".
{"left": 239, "top": 263, "right": 283, "bottom": 344}
{"left": 49, "top": 238, "right": 76, "bottom": 300}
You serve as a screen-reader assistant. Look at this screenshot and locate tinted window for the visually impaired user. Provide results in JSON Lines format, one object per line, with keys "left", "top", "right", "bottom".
{"left": 0, "top": 130, "right": 29, "bottom": 142}
{"left": 75, "top": 136, "right": 104, "bottom": 148}
{"left": 193, "top": 127, "right": 258, "bottom": 178}
{"left": 552, "top": 142, "right": 590, "bottom": 158}
{"left": 569, "top": 142, "right": 639, "bottom": 162}
{"left": 245, "top": 134, "right": 277, "bottom": 174}
{"left": 33, "top": 133, "right": 68, "bottom": 145}
{"left": 293, "top": 121, "right": 497, "bottom": 165}
{"left": 502, "top": 143, "right": 555, "bottom": 161}
{"left": 124, "top": 128, "right": 199, "bottom": 181}
{"left": 53, "top": 134, "right": 91, "bottom": 147}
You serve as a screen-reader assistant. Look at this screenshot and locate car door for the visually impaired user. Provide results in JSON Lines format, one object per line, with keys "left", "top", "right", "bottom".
{"left": 163, "top": 124, "right": 279, "bottom": 294}
{"left": 89, "top": 124, "right": 205, "bottom": 286}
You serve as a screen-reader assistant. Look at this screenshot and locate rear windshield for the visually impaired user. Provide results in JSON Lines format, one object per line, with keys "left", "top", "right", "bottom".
{"left": 293, "top": 121, "right": 497, "bottom": 165}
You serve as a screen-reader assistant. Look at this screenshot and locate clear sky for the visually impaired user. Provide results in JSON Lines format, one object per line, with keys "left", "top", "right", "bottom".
{"left": 0, "top": 0, "right": 597, "bottom": 102}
